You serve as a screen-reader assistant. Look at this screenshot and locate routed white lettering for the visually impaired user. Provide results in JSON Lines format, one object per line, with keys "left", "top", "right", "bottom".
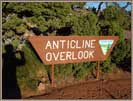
{"left": 60, "top": 52, "right": 65, "bottom": 61}
{"left": 45, "top": 50, "right": 95, "bottom": 62}
{"left": 76, "top": 40, "right": 81, "bottom": 49}
{"left": 53, "top": 41, "right": 59, "bottom": 49}
{"left": 53, "top": 52, "right": 59, "bottom": 61}
{"left": 60, "top": 40, "right": 66, "bottom": 49}
{"left": 45, "top": 39, "right": 96, "bottom": 49}
{"left": 71, "top": 51, "right": 77, "bottom": 60}
{"left": 46, "top": 52, "right": 52, "bottom": 61}
{"left": 45, "top": 41, "right": 52, "bottom": 49}
{"left": 66, "top": 52, "right": 72, "bottom": 60}
{"left": 85, "top": 40, "right": 91, "bottom": 48}
{"left": 70, "top": 40, "right": 76, "bottom": 49}
{"left": 78, "top": 51, "right": 83, "bottom": 60}
{"left": 91, "top": 40, "right": 96, "bottom": 48}
{"left": 88, "top": 51, "right": 94, "bottom": 58}
{"left": 84, "top": 51, "right": 89, "bottom": 59}
{"left": 45, "top": 39, "right": 96, "bottom": 63}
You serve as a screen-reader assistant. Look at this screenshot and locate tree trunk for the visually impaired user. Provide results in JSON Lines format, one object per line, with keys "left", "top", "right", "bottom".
{"left": 122, "top": 2, "right": 131, "bottom": 10}
{"left": 97, "top": 2, "right": 103, "bottom": 16}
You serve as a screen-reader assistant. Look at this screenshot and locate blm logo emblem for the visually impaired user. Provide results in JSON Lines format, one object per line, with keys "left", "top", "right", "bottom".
{"left": 99, "top": 40, "right": 114, "bottom": 55}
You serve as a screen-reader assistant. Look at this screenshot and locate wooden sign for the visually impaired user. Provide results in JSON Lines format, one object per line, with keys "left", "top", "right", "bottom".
{"left": 29, "top": 36, "right": 118, "bottom": 65}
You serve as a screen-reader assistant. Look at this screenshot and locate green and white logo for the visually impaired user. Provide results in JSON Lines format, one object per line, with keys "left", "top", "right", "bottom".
{"left": 99, "top": 40, "right": 114, "bottom": 55}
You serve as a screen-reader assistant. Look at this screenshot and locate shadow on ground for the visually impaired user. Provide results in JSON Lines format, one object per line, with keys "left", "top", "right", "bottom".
{"left": 2, "top": 44, "right": 25, "bottom": 99}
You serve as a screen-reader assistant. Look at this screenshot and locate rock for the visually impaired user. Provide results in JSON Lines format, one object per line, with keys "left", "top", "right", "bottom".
{"left": 37, "top": 82, "right": 45, "bottom": 92}
{"left": 17, "top": 44, "right": 23, "bottom": 50}
{"left": 24, "top": 33, "right": 29, "bottom": 38}
{"left": 41, "top": 77, "right": 46, "bottom": 82}
{"left": 5, "top": 38, "right": 12, "bottom": 45}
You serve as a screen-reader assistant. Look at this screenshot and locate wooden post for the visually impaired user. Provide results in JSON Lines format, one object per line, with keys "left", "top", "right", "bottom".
{"left": 51, "top": 64, "right": 55, "bottom": 88}
{"left": 96, "top": 61, "right": 100, "bottom": 80}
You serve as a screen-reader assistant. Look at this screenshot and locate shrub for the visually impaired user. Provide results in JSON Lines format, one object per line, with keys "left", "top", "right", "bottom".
{"left": 111, "top": 40, "right": 131, "bottom": 65}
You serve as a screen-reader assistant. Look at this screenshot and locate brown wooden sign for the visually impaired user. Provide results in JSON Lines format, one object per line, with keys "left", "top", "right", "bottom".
{"left": 29, "top": 36, "right": 118, "bottom": 65}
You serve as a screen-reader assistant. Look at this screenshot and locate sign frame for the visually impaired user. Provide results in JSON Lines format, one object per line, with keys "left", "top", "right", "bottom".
{"left": 29, "top": 36, "right": 119, "bottom": 65}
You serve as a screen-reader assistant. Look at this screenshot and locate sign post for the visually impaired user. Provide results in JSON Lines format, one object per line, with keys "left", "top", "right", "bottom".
{"left": 29, "top": 36, "right": 119, "bottom": 86}
{"left": 51, "top": 64, "right": 55, "bottom": 88}
{"left": 96, "top": 61, "right": 100, "bottom": 80}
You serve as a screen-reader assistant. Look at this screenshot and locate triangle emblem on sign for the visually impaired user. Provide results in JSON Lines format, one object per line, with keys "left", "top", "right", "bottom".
{"left": 99, "top": 40, "right": 114, "bottom": 55}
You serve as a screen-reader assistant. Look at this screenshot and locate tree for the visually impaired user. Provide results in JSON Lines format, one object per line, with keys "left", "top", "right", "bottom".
{"left": 111, "top": 40, "right": 131, "bottom": 65}
{"left": 97, "top": 2, "right": 103, "bottom": 16}
{"left": 122, "top": 2, "right": 131, "bottom": 10}
{"left": 97, "top": 5, "right": 131, "bottom": 70}
{"left": 2, "top": 14, "right": 26, "bottom": 35}
{"left": 103, "top": 6, "right": 130, "bottom": 30}
{"left": 71, "top": 12, "right": 99, "bottom": 35}
{"left": 2, "top": 2, "right": 87, "bottom": 35}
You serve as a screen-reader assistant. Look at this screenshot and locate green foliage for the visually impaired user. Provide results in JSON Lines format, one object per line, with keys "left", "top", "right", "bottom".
{"left": 101, "top": 66, "right": 111, "bottom": 73}
{"left": 101, "top": 57, "right": 112, "bottom": 73}
{"left": 2, "top": 14, "right": 23, "bottom": 31}
{"left": 111, "top": 40, "right": 131, "bottom": 65}
{"left": 99, "top": 10, "right": 125, "bottom": 42}
{"left": 55, "top": 64, "right": 73, "bottom": 80}
{"left": 71, "top": 13, "right": 99, "bottom": 35}
{"left": 98, "top": 5, "right": 131, "bottom": 67}
{"left": 16, "top": 24, "right": 27, "bottom": 35}
{"left": 2, "top": 14, "right": 27, "bottom": 35}
{"left": 2, "top": 2, "right": 97, "bottom": 35}
{"left": 12, "top": 37, "right": 19, "bottom": 48}
{"left": 16, "top": 43, "right": 48, "bottom": 90}
{"left": 71, "top": 2, "right": 86, "bottom": 9}
{"left": 26, "top": 79, "right": 39, "bottom": 90}
{"left": 101, "top": 63, "right": 117, "bottom": 73}
{"left": 54, "top": 62, "right": 96, "bottom": 80}
{"left": 101, "top": 57, "right": 118, "bottom": 73}
{"left": 108, "top": 21, "right": 125, "bottom": 42}
{"left": 98, "top": 20, "right": 110, "bottom": 27}
{"left": 104, "top": 6, "right": 131, "bottom": 30}
{"left": 73, "top": 62, "right": 96, "bottom": 80}
{"left": 27, "top": 16, "right": 48, "bottom": 32}
{"left": 4, "top": 30, "right": 15, "bottom": 38}
{"left": 75, "top": 68, "right": 87, "bottom": 80}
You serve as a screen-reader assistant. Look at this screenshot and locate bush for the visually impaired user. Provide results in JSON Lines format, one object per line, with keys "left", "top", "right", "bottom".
{"left": 111, "top": 40, "right": 131, "bottom": 65}
{"left": 26, "top": 79, "right": 39, "bottom": 90}
{"left": 73, "top": 62, "right": 96, "bottom": 80}
{"left": 101, "top": 57, "right": 111, "bottom": 73}
{"left": 55, "top": 64, "right": 73, "bottom": 80}
{"left": 16, "top": 43, "right": 48, "bottom": 92}
{"left": 4, "top": 30, "right": 15, "bottom": 38}
{"left": 101, "top": 57, "right": 117, "bottom": 73}
{"left": 16, "top": 24, "right": 27, "bottom": 35}
{"left": 71, "top": 12, "right": 99, "bottom": 35}
{"left": 104, "top": 6, "right": 130, "bottom": 30}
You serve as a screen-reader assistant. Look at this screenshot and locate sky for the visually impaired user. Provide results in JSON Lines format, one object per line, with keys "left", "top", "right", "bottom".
{"left": 84, "top": 2, "right": 131, "bottom": 11}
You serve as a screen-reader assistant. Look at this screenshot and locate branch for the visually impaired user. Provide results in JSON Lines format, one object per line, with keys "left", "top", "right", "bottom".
{"left": 97, "top": 2, "right": 103, "bottom": 16}
{"left": 122, "top": 2, "right": 131, "bottom": 9}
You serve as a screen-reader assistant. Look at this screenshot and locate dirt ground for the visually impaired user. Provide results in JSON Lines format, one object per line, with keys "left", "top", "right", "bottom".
{"left": 27, "top": 71, "right": 131, "bottom": 99}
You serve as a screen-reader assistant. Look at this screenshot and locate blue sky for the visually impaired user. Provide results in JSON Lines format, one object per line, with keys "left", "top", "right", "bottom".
{"left": 84, "top": 2, "right": 131, "bottom": 11}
